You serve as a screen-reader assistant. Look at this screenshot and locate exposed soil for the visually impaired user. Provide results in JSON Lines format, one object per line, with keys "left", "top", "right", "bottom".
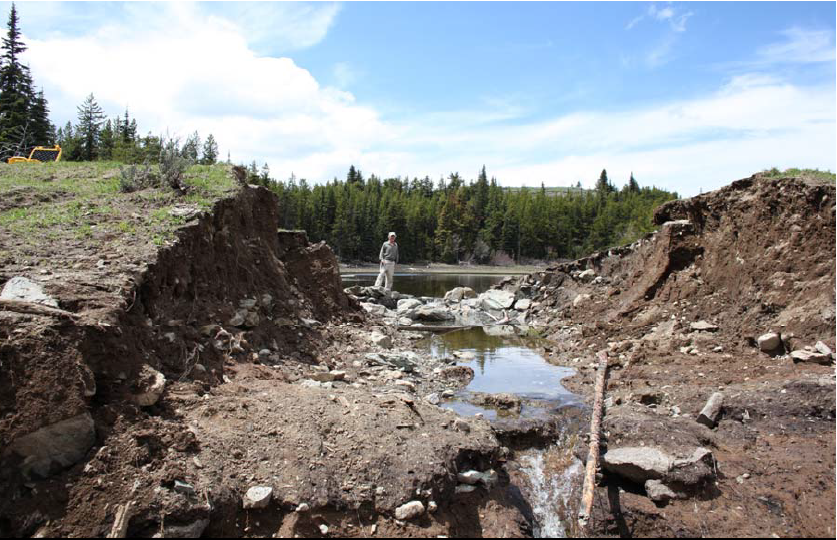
{"left": 506, "top": 172, "right": 836, "bottom": 537}
{"left": 1, "top": 168, "right": 834, "bottom": 539}
{"left": 0, "top": 171, "right": 530, "bottom": 538}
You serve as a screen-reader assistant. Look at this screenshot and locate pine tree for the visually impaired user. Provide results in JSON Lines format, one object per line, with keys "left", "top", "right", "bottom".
{"left": 201, "top": 134, "right": 218, "bottom": 164}
{"left": 0, "top": 3, "right": 34, "bottom": 151}
{"left": 181, "top": 131, "right": 200, "bottom": 161}
{"left": 99, "top": 119, "right": 114, "bottom": 160}
{"left": 29, "top": 88, "right": 54, "bottom": 145}
{"left": 75, "top": 93, "right": 106, "bottom": 161}
{"left": 628, "top": 172, "right": 640, "bottom": 193}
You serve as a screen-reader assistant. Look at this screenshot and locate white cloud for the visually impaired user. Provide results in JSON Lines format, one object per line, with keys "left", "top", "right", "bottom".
{"left": 628, "top": 3, "right": 693, "bottom": 33}
{"left": 757, "top": 27, "right": 836, "bottom": 64}
{"left": 18, "top": 3, "right": 835, "bottom": 198}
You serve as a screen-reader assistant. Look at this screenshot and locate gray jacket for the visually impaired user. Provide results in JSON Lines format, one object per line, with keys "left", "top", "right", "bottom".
{"left": 380, "top": 241, "right": 399, "bottom": 263}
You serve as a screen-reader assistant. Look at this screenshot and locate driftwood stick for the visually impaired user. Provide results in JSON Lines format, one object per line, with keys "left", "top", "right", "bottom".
{"left": 107, "top": 501, "right": 135, "bottom": 538}
{"left": 578, "top": 350, "right": 609, "bottom": 534}
{"left": 0, "top": 299, "right": 78, "bottom": 320}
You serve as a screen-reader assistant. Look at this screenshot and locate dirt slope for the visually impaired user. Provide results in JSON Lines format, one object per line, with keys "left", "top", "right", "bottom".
{"left": 0, "top": 165, "right": 526, "bottom": 538}
{"left": 507, "top": 172, "right": 836, "bottom": 537}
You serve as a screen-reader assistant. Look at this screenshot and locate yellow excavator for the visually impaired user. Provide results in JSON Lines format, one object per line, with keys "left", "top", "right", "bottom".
{"left": 7, "top": 145, "right": 62, "bottom": 164}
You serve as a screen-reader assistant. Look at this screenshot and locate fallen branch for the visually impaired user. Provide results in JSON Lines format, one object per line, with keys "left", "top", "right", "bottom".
{"left": 0, "top": 299, "right": 78, "bottom": 321}
{"left": 107, "top": 501, "right": 135, "bottom": 538}
{"left": 577, "top": 350, "right": 609, "bottom": 534}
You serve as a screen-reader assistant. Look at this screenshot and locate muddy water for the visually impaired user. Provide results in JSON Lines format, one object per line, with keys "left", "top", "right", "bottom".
{"left": 426, "top": 327, "right": 582, "bottom": 420}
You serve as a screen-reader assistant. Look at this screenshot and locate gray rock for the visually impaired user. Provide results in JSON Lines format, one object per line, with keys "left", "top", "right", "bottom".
{"left": 243, "top": 486, "right": 273, "bottom": 509}
{"left": 457, "top": 470, "right": 498, "bottom": 487}
{"left": 603, "top": 447, "right": 673, "bottom": 484}
{"left": 425, "top": 393, "right": 441, "bottom": 406}
{"left": 645, "top": 479, "right": 678, "bottom": 504}
{"left": 455, "top": 484, "right": 477, "bottom": 494}
{"left": 369, "top": 331, "right": 392, "bottom": 349}
{"left": 480, "top": 290, "right": 516, "bottom": 311}
{"left": 131, "top": 365, "right": 166, "bottom": 407}
{"left": 361, "top": 302, "right": 388, "bottom": 316}
{"left": 690, "top": 321, "right": 719, "bottom": 332}
{"left": 758, "top": 333, "right": 782, "bottom": 353}
{"left": 0, "top": 276, "right": 59, "bottom": 307}
{"left": 244, "top": 311, "right": 260, "bottom": 328}
{"left": 484, "top": 325, "right": 517, "bottom": 337}
{"left": 578, "top": 269, "right": 596, "bottom": 281}
{"left": 815, "top": 341, "right": 833, "bottom": 356}
{"left": 173, "top": 480, "right": 196, "bottom": 495}
{"left": 397, "top": 298, "right": 423, "bottom": 313}
{"left": 573, "top": 294, "right": 591, "bottom": 308}
{"left": 697, "top": 392, "right": 724, "bottom": 428}
{"left": 412, "top": 305, "right": 455, "bottom": 322}
{"left": 394, "top": 501, "right": 425, "bottom": 521}
{"left": 514, "top": 299, "right": 532, "bottom": 311}
{"left": 445, "top": 287, "right": 477, "bottom": 303}
{"left": 159, "top": 519, "right": 210, "bottom": 538}
{"left": 229, "top": 310, "right": 247, "bottom": 327}
{"left": 790, "top": 349, "right": 832, "bottom": 365}
{"left": 453, "top": 419, "right": 471, "bottom": 433}
{"left": 5, "top": 412, "right": 96, "bottom": 478}
{"left": 239, "top": 298, "right": 257, "bottom": 309}
{"left": 668, "top": 448, "right": 716, "bottom": 486}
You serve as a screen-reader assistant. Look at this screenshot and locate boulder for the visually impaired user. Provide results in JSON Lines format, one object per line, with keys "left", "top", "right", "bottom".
{"left": 514, "top": 299, "right": 531, "bottom": 311}
{"left": 361, "top": 303, "right": 388, "bottom": 316}
{"left": 790, "top": 349, "right": 832, "bottom": 365}
{"left": 602, "top": 447, "right": 673, "bottom": 484}
{"left": 243, "top": 486, "right": 273, "bottom": 509}
{"left": 160, "top": 519, "right": 210, "bottom": 538}
{"left": 412, "top": 305, "right": 455, "bottom": 322}
{"left": 757, "top": 333, "right": 783, "bottom": 353}
{"left": 131, "top": 365, "right": 166, "bottom": 407}
{"left": 578, "top": 269, "right": 596, "bottom": 281}
{"left": 440, "top": 366, "right": 475, "bottom": 384}
{"left": 480, "top": 290, "right": 516, "bottom": 311}
{"left": 815, "top": 341, "right": 833, "bottom": 356}
{"left": 395, "top": 501, "right": 425, "bottom": 521}
{"left": 0, "top": 276, "right": 59, "bottom": 307}
{"left": 5, "top": 412, "right": 96, "bottom": 478}
{"left": 668, "top": 448, "right": 716, "bottom": 486}
{"left": 369, "top": 331, "right": 392, "bottom": 349}
{"left": 645, "top": 479, "right": 678, "bottom": 504}
{"left": 445, "top": 287, "right": 477, "bottom": 303}
{"left": 397, "top": 298, "right": 423, "bottom": 313}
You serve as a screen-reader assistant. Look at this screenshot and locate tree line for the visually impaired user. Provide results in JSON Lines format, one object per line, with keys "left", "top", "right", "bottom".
{"left": 261, "top": 166, "right": 678, "bottom": 264}
{"left": 0, "top": 4, "right": 221, "bottom": 165}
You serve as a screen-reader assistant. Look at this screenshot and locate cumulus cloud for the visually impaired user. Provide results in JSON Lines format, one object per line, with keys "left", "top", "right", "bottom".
{"left": 17, "top": 3, "right": 835, "bottom": 197}
{"left": 26, "top": 2, "right": 389, "bottom": 180}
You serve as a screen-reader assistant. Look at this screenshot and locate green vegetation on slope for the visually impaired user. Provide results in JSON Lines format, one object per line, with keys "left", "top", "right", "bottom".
{"left": 0, "top": 162, "right": 237, "bottom": 253}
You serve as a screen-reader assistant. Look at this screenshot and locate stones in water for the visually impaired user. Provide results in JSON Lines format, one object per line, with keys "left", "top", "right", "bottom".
{"left": 444, "top": 287, "right": 477, "bottom": 303}
{"left": 479, "top": 290, "right": 516, "bottom": 311}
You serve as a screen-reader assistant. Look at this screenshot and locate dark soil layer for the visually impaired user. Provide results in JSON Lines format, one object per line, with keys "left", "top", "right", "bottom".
{"left": 510, "top": 172, "right": 836, "bottom": 537}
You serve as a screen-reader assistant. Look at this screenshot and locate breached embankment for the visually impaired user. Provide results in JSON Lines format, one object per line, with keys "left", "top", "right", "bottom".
{"left": 487, "top": 172, "right": 836, "bottom": 538}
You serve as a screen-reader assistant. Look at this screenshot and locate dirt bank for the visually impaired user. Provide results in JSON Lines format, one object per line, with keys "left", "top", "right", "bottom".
{"left": 0, "top": 165, "right": 533, "bottom": 538}
{"left": 500, "top": 172, "right": 836, "bottom": 537}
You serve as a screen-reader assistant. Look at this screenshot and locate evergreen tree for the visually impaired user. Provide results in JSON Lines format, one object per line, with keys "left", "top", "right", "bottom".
{"left": 99, "top": 119, "right": 114, "bottom": 160}
{"left": 0, "top": 3, "right": 34, "bottom": 151}
{"left": 201, "top": 133, "right": 218, "bottom": 164}
{"left": 75, "top": 93, "right": 106, "bottom": 161}
{"left": 181, "top": 131, "right": 200, "bottom": 161}
{"left": 29, "top": 88, "right": 53, "bottom": 145}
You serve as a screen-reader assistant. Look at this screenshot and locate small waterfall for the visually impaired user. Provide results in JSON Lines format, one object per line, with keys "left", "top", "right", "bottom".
{"left": 518, "top": 448, "right": 584, "bottom": 538}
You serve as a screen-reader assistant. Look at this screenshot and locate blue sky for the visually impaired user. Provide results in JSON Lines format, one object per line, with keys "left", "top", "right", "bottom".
{"left": 6, "top": 1, "right": 836, "bottom": 195}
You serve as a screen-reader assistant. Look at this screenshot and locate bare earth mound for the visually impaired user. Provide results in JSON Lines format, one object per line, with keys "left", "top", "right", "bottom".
{"left": 500, "top": 172, "right": 835, "bottom": 537}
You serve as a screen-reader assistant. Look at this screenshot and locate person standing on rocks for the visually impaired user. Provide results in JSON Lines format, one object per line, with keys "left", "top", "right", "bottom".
{"left": 375, "top": 232, "right": 399, "bottom": 291}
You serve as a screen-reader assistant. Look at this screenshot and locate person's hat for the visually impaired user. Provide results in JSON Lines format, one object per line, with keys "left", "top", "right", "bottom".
{"left": 389, "top": 232, "right": 397, "bottom": 237}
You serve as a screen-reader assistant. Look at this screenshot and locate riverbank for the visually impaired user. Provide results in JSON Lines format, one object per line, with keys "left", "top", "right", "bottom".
{"left": 340, "top": 262, "right": 547, "bottom": 275}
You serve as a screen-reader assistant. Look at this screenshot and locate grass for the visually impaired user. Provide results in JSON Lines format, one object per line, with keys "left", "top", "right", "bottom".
{"left": 0, "top": 161, "right": 239, "bottom": 249}
{"left": 761, "top": 167, "right": 836, "bottom": 183}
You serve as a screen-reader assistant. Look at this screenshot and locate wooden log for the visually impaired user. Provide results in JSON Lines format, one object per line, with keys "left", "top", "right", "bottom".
{"left": 0, "top": 299, "right": 78, "bottom": 320}
{"left": 577, "top": 350, "right": 609, "bottom": 534}
{"left": 107, "top": 501, "right": 134, "bottom": 538}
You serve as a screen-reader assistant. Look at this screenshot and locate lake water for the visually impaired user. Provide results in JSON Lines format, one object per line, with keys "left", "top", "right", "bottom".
{"left": 341, "top": 272, "right": 505, "bottom": 298}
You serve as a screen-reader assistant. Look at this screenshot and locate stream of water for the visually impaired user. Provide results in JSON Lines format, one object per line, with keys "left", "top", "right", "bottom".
{"left": 341, "top": 272, "right": 584, "bottom": 537}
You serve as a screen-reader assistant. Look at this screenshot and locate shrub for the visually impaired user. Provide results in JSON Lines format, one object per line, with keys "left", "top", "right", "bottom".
{"left": 118, "top": 160, "right": 155, "bottom": 193}
{"left": 159, "top": 138, "right": 192, "bottom": 192}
